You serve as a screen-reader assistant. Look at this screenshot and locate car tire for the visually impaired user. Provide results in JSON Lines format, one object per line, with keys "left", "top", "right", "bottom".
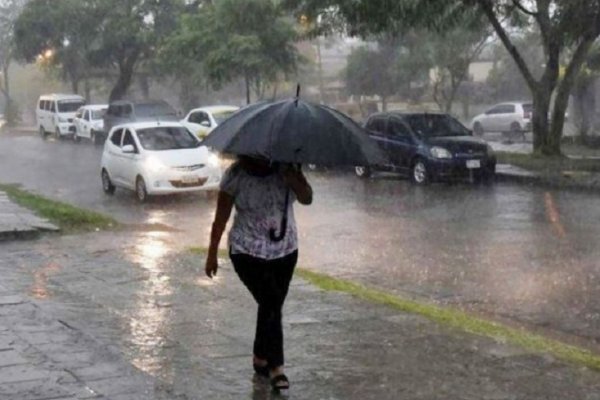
{"left": 136, "top": 176, "right": 148, "bottom": 203}
{"left": 101, "top": 169, "right": 116, "bottom": 195}
{"left": 473, "top": 122, "right": 484, "bottom": 137}
{"left": 411, "top": 158, "right": 430, "bottom": 185}
{"left": 39, "top": 126, "right": 47, "bottom": 139}
{"left": 355, "top": 165, "right": 371, "bottom": 178}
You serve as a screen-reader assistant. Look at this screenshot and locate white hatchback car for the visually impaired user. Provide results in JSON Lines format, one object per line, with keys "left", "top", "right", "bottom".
{"left": 100, "top": 121, "right": 222, "bottom": 202}
{"left": 471, "top": 102, "right": 532, "bottom": 139}
{"left": 180, "top": 105, "right": 239, "bottom": 139}
{"left": 74, "top": 104, "right": 108, "bottom": 143}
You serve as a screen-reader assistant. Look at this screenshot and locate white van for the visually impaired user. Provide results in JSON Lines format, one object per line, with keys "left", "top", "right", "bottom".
{"left": 37, "top": 94, "right": 86, "bottom": 139}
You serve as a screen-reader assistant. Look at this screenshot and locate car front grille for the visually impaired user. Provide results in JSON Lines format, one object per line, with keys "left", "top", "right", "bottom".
{"left": 170, "top": 177, "right": 208, "bottom": 188}
{"left": 172, "top": 164, "right": 205, "bottom": 172}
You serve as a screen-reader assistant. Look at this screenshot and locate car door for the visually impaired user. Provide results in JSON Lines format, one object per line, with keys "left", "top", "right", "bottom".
{"left": 482, "top": 105, "right": 502, "bottom": 131}
{"left": 385, "top": 117, "right": 414, "bottom": 172}
{"left": 193, "top": 112, "right": 212, "bottom": 138}
{"left": 106, "top": 128, "right": 125, "bottom": 185}
{"left": 365, "top": 116, "right": 392, "bottom": 167}
{"left": 120, "top": 129, "right": 141, "bottom": 189}
{"left": 498, "top": 104, "right": 516, "bottom": 131}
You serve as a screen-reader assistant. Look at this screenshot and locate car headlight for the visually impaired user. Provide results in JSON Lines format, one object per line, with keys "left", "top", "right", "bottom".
{"left": 145, "top": 156, "right": 167, "bottom": 173}
{"left": 430, "top": 146, "right": 452, "bottom": 159}
{"left": 207, "top": 153, "right": 221, "bottom": 168}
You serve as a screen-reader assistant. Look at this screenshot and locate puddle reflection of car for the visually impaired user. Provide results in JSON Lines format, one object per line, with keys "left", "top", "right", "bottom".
{"left": 180, "top": 105, "right": 239, "bottom": 139}
{"left": 356, "top": 112, "right": 496, "bottom": 184}
{"left": 100, "top": 121, "right": 222, "bottom": 202}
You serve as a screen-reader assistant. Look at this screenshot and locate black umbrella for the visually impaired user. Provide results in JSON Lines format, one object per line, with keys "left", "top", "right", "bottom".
{"left": 201, "top": 88, "right": 385, "bottom": 167}
{"left": 202, "top": 86, "right": 385, "bottom": 242}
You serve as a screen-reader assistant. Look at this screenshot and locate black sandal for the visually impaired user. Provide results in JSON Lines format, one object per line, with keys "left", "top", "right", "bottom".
{"left": 270, "top": 374, "right": 290, "bottom": 391}
{"left": 253, "top": 363, "right": 269, "bottom": 377}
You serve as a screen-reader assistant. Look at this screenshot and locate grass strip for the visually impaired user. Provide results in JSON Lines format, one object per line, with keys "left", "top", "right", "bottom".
{"left": 189, "top": 246, "right": 600, "bottom": 371}
{"left": 496, "top": 151, "right": 600, "bottom": 173}
{"left": 0, "top": 183, "right": 119, "bottom": 233}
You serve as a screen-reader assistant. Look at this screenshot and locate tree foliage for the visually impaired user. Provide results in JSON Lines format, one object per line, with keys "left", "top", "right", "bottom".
{"left": 13, "top": 0, "right": 185, "bottom": 102}
{"left": 163, "top": 0, "right": 300, "bottom": 104}
{"left": 287, "top": 0, "right": 600, "bottom": 155}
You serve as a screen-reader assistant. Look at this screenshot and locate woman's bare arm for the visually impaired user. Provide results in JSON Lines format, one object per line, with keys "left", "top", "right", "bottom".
{"left": 205, "top": 191, "right": 234, "bottom": 278}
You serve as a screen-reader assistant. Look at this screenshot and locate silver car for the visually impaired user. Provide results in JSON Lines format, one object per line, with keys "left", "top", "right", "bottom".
{"left": 471, "top": 102, "right": 532, "bottom": 140}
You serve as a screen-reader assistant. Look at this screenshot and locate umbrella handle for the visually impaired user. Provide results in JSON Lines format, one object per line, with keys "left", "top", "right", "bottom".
{"left": 269, "top": 188, "right": 290, "bottom": 242}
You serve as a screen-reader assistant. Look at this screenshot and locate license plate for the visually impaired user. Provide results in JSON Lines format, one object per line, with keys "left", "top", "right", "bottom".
{"left": 181, "top": 174, "right": 198, "bottom": 183}
{"left": 466, "top": 160, "right": 481, "bottom": 169}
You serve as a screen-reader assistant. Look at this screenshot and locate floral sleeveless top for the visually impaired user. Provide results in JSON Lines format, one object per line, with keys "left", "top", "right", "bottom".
{"left": 220, "top": 162, "right": 298, "bottom": 260}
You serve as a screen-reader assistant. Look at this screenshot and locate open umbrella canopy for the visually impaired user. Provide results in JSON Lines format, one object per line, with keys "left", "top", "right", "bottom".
{"left": 200, "top": 98, "right": 386, "bottom": 167}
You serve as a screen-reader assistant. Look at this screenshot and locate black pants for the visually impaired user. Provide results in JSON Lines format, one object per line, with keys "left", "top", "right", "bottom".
{"left": 230, "top": 250, "right": 298, "bottom": 368}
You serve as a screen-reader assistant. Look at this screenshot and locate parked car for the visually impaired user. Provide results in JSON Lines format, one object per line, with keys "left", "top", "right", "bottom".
{"left": 73, "top": 104, "right": 108, "bottom": 144}
{"left": 471, "top": 102, "right": 532, "bottom": 140}
{"left": 100, "top": 121, "right": 222, "bottom": 202}
{"left": 101, "top": 99, "right": 178, "bottom": 144}
{"left": 36, "top": 94, "right": 86, "bottom": 139}
{"left": 356, "top": 111, "right": 496, "bottom": 184}
{"left": 180, "top": 105, "right": 239, "bottom": 138}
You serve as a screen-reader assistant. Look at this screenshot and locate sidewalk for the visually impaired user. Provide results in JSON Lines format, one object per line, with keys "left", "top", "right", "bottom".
{"left": 0, "top": 190, "right": 58, "bottom": 241}
{"left": 1, "top": 231, "right": 599, "bottom": 399}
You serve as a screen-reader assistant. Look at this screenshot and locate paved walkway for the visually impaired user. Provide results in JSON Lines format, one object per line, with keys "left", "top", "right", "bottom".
{"left": 1, "top": 231, "right": 599, "bottom": 399}
{"left": 0, "top": 191, "right": 58, "bottom": 241}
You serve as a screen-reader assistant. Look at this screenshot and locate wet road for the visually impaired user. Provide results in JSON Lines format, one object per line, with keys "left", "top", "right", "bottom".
{"left": 2, "top": 132, "right": 600, "bottom": 347}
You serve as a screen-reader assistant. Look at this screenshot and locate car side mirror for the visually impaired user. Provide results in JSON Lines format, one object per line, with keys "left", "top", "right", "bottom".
{"left": 200, "top": 121, "right": 211, "bottom": 127}
{"left": 122, "top": 144, "right": 136, "bottom": 154}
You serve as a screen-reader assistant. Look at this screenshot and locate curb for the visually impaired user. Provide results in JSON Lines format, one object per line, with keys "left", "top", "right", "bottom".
{"left": 0, "top": 229, "right": 41, "bottom": 242}
{"left": 496, "top": 167, "right": 600, "bottom": 193}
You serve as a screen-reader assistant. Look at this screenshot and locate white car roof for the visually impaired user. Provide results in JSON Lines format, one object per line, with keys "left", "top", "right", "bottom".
{"left": 81, "top": 104, "right": 108, "bottom": 110}
{"left": 111, "top": 121, "right": 185, "bottom": 132}
{"left": 188, "top": 105, "right": 239, "bottom": 114}
{"left": 39, "top": 94, "right": 85, "bottom": 101}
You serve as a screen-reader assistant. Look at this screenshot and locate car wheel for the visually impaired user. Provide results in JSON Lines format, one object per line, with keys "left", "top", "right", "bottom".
{"left": 473, "top": 122, "right": 484, "bottom": 137}
{"left": 411, "top": 158, "right": 430, "bottom": 185}
{"left": 101, "top": 169, "right": 116, "bottom": 195}
{"left": 355, "top": 165, "right": 371, "bottom": 178}
{"left": 39, "top": 126, "right": 47, "bottom": 139}
{"left": 136, "top": 176, "right": 148, "bottom": 203}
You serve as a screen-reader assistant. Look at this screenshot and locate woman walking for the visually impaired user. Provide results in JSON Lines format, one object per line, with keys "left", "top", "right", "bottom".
{"left": 205, "top": 155, "right": 313, "bottom": 391}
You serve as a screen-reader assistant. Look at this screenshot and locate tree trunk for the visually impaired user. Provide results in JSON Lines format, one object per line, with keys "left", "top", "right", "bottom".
{"left": 381, "top": 95, "right": 388, "bottom": 112}
{"left": 244, "top": 74, "right": 251, "bottom": 105}
{"left": 71, "top": 78, "right": 79, "bottom": 95}
{"left": 109, "top": 63, "right": 135, "bottom": 103}
{"left": 139, "top": 74, "right": 150, "bottom": 99}
{"left": 532, "top": 87, "right": 554, "bottom": 155}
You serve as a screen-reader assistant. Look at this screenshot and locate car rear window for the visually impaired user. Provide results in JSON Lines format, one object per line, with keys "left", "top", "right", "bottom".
{"left": 522, "top": 103, "right": 533, "bottom": 113}
{"left": 136, "top": 126, "right": 200, "bottom": 150}
{"left": 136, "top": 103, "right": 177, "bottom": 118}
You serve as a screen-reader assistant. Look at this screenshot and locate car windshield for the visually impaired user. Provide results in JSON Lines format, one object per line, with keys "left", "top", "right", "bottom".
{"left": 91, "top": 109, "right": 107, "bottom": 119}
{"left": 213, "top": 111, "right": 236, "bottom": 124}
{"left": 404, "top": 114, "right": 470, "bottom": 137}
{"left": 136, "top": 126, "right": 200, "bottom": 150}
{"left": 57, "top": 100, "right": 85, "bottom": 113}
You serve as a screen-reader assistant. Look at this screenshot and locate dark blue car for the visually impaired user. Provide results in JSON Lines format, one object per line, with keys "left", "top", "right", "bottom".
{"left": 356, "top": 112, "right": 496, "bottom": 184}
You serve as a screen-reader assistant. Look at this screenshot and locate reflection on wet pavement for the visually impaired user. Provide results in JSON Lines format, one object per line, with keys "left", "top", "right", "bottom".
{"left": 30, "top": 261, "right": 62, "bottom": 300}
{"left": 127, "top": 231, "right": 173, "bottom": 379}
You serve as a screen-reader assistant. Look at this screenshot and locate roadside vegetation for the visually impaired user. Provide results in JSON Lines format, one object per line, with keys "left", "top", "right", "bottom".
{"left": 0, "top": 183, "right": 118, "bottom": 233}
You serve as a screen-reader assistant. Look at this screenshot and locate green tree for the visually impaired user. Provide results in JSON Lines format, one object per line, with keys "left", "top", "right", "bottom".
{"left": 13, "top": 0, "right": 185, "bottom": 102}
{"left": 0, "top": 0, "right": 27, "bottom": 126}
{"left": 164, "top": 0, "right": 300, "bottom": 105}
{"left": 287, "top": 0, "right": 600, "bottom": 156}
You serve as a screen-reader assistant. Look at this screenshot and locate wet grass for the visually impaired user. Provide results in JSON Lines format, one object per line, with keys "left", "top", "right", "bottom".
{"left": 188, "top": 246, "right": 600, "bottom": 371}
{"left": 496, "top": 151, "right": 600, "bottom": 173}
{"left": 0, "top": 183, "right": 119, "bottom": 233}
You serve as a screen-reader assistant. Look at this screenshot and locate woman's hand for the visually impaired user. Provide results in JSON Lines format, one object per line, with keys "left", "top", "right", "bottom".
{"left": 280, "top": 164, "right": 313, "bottom": 205}
{"left": 205, "top": 253, "right": 219, "bottom": 278}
